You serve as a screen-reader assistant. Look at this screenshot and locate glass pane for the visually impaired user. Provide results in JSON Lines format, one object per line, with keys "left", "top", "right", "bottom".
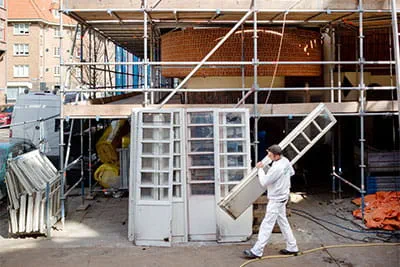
{"left": 283, "top": 145, "right": 297, "bottom": 162}
{"left": 220, "top": 155, "right": 244, "bottom": 167}
{"left": 220, "top": 169, "right": 246, "bottom": 182}
{"left": 141, "top": 188, "right": 154, "bottom": 200}
{"left": 304, "top": 123, "right": 320, "bottom": 140}
{"left": 143, "top": 128, "right": 170, "bottom": 140}
{"left": 189, "top": 126, "right": 213, "bottom": 138}
{"left": 292, "top": 134, "right": 308, "bottom": 152}
{"left": 142, "top": 143, "right": 170, "bottom": 154}
{"left": 173, "top": 112, "right": 180, "bottom": 124}
{"left": 220, "top": 141, "right": 244, "bottom": 153}
{"left": 190, "top": 140, "right": 214, "bottom": 152}
{"left": 189, "top": 112, "right": 213, "bottom": 124}
{"left": 141, "top": 173, "right": 169, "bottom": 185}
{"left": 173, "top": 128, "right": 180, "bottom": 139}
{"left": 191, "top": 184, "right": 215, "bottom": 195}
{"left": 190, "top": 169, "right": 214, "bottom": 181}
{"left": 174, "top": 156, "right": 181, "bottom": 168}
{"left": 143, "top": 113, "right": 171, "bottom": 124}
{"left": 221, "top": 112, "right": 243, "bottom": 124}
{"left": 173, "top": 185, "right": 182, "bottom": 198}
{"left": 315, "top": 111, "right": 331, "bottom": 130}
{"left": 191, "top": 155, "right": 214, "bottom": 166}
{"left": 226, "top": 127, "right": 244, "bottom": 138}
{"left": 160, "top": 188, "right": 169, "bottom": 200}
{"left": 174, "top": 141, "right": 180, "bottom": 153}
{"left": 141, "top": 158, "right": 170, "bottom": 170}
{"left": 173, "top": 170, "right": 181, "bottom": 182}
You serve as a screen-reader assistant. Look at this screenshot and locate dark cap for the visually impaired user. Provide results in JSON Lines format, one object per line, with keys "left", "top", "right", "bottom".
{"left": 267, "top": 144, "right": 282, "bottom": 155}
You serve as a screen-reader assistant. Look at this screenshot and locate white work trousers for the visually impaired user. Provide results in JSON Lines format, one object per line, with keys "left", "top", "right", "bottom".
{"left": 251, "top": 199, "right": 298, "bottom": 257}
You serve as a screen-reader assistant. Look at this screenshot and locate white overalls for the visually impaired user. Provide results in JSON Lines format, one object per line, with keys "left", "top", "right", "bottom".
{"left": 251, "top": 156, "right": 299, "bottom": 257}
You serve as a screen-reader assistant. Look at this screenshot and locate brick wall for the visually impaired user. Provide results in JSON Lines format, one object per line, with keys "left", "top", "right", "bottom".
{"left": 161, "top": 28, "right": 322, "bottom": 78}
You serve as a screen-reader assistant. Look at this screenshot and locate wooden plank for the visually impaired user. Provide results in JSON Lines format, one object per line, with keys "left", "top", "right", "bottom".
{"left": 64, "top": 101, "right": 398, "bottom": 118}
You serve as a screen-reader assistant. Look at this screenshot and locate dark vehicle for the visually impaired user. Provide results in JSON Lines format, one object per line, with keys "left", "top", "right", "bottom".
{"left": 0, "top": 105, "right": 14, "bottom": 127}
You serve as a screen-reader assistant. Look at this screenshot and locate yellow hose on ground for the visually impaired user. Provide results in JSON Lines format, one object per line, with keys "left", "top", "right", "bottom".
{"left": 239, "top": 242, "right": 400, "bottom": 267}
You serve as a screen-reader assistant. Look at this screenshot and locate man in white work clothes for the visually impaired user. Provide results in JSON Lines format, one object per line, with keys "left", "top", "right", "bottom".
{"left": 243, "top": 144, "right": 299, "bottom": 259}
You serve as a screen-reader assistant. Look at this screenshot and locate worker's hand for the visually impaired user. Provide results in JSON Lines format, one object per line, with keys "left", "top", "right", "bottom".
{"left": 256, "top": 162, "right": 264, "bottom": 169}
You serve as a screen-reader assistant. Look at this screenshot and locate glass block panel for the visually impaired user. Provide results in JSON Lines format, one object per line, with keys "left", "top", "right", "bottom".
{"left": 191, "top": 154, "right": 214, "bottom": 166}
{"left": 189, "top": 112, "right": 213, "bottom": 124}
{"left": 142, "top": 113, "right": 171, "bottom": 124}
{"left": 143, "top": 128, "right": 170, "bottom": 140}
{"left": 220, "top": 169, "right": 246, "bottom": 182}
{"left": 190, "top": 169, "right": 215, "bottom": 181}
{"left": 191, "top": 183, "right": 215, "bottom": 195}
{"left": 189, "top": 126, "right": 213, "bottom": 138}
{"left": 190, "top": 140, "right": 214, "bottom": 152}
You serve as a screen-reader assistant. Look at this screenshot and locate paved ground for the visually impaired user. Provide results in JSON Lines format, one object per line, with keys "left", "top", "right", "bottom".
{"left": 0, "top": 192, "right": 399, "bottom": 267}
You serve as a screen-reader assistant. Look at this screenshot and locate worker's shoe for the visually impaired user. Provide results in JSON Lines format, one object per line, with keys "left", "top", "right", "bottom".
{"left": 243, "top": 249, "right": 260, "bottom": 259}
{"left": 279, "top": 249, "right": 299, "bottom": 255}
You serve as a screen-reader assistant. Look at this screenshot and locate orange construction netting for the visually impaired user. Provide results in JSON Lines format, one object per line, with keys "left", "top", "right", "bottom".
{"left": 352, "top": 191, "right": 400, "bottom": 230}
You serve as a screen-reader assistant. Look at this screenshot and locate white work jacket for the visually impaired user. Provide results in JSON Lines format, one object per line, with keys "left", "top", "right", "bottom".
{"left": 257, "top": 156, "right": 295, "bottom": 202}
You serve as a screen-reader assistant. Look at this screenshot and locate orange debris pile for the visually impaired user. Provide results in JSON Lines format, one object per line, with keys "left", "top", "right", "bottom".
{"left": 352, "top": 191, "right": 400, "bottom": 230}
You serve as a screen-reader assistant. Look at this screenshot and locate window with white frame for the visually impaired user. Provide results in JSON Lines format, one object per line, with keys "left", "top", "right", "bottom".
{"left": 52, "top": 9, "right": 60, "bottom": 19}
{"left": 54, "top": 66, "right": 60, "bottom": 76}
{"left": 0, "top": 20, "right": 4, "bottom": 41}
{"left": 13, "top": 44, "right": 29, "bottom": 56}
{"left": 13, "top": 65, "right": 29, "bottom": 77}
{"left": 14, "top": 24, "right": 30, "bottom": 35}
{"left": 0, "top": 0, "right": 4, "bottom": 8}
{"left": 54, "top": 47, "right": 60, "bottom": 57}
{"left": 54, "top": 27, "right": 61, "bottom": 37}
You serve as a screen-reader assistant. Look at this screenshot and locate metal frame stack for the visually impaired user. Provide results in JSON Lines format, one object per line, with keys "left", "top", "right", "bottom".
{"left": 5, "top": 150, "right": 61, "bottom": 236}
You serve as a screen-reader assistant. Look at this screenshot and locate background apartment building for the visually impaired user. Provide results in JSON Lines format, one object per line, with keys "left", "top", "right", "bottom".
{"left": 6, "top": 0, "right": 78, "bottom": 103}
{"left": 0, "top": 0, "right": 6, "bottom": 104}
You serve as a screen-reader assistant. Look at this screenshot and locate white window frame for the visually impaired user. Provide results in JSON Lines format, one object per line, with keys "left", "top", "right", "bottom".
{"left": 0, "top": 0, "right": 4, "bottom": 9}
{"left": 0, "top": 20, "right": 5, "bottom": 42}
{"left": 13, "top": 65, "right": 29, "bottom": 78}
{"left": 54, "top": 27, "right": 61, "bottom": 37}
{"left": 54, "top": 66, "right": 60, "bottom": 76}
{"left": 13, "top": 44, "right": 29, "bottom": 56}
{"left": 54, "top": 47, "right": 60, "bottom": 57}
{"left": 13, "top": 24, "right": 30, "bottom": 35}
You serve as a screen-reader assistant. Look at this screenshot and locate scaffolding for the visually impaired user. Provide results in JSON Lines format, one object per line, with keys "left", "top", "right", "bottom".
{"left": 57, "top": 0, "right": 400, "bottom": 229}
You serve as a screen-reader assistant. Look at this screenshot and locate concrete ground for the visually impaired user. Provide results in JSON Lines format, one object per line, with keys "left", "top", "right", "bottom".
{"left": 0, "top": 192, "right": 399, "bottom": 267}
